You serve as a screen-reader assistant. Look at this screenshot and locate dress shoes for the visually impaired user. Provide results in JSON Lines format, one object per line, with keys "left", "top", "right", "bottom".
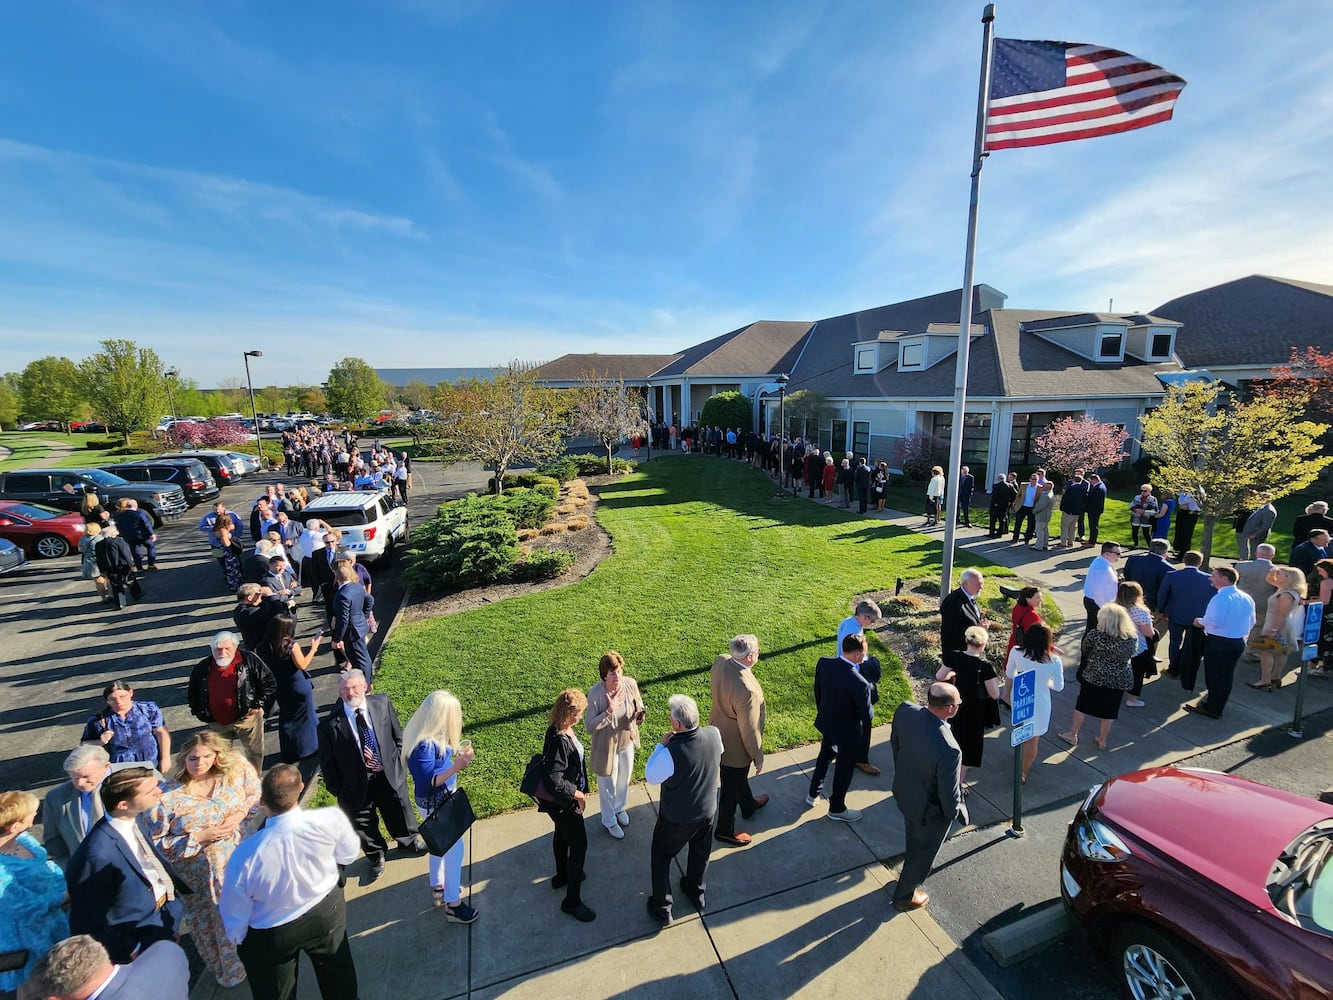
{"left": 368, "top": 855, "right": 386, "bottom": 882}
{"left": 1184, "top": 702, "right": 1222, "bottom": 719}
{"left": 714, "top": 831, "right": 752, "bottom": 846}
{"left": 893, "top": 889, "right": 929, "bottom": 911}
{"left": 645, "top": 898, "right": 673, "bottom": 927}
{"left": 740, "top": 794, "right": 769, "bottom": 819}
{"left": 561, "top": 901, "right": 597, "bottom": 922}
{"left": 854, "top": 762, "right": 881, "bottom": 776}
{"left": 679, "top": 879, "right": 704, "bottom": 911}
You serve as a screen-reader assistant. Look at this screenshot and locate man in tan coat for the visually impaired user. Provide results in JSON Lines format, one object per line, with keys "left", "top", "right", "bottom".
{"left": 708, "top": 634, "right": 768, "bottom": 846}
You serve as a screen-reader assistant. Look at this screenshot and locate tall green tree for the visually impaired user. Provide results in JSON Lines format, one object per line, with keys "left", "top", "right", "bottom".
{"left": 1139, "top": 381, "right": 1332, "bottom": 562}
{"left": 0, "top": 382, "right": 17, "bottom": 430}
{"left": 17, "top": 356, "right": 83, "bottom": 432}
{"left": 568, "top": 370, "right": 646, "bottom": 473}
{"left": 699, "top": 391, "right": 752, "bottom": 431}
{"left": 432, "top": 361, "right": 568, "bottom": 492}
{"left": 325, "top": 358, "right": 386, "bottom": 423}
{"left": 79, "top": 340, "right": 168, "bottom": 444}
{"left": 395, "top": 380, "right": 434, "bottom": 411}
{"left": 783, "top": 389, "right": 835, "bottom": 441}
{"left": 297, "top": 386, "right": 328, "bottom": 414}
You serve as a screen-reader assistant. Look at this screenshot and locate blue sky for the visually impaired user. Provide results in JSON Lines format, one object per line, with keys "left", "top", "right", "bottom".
{"left": 1, "top": 0, "right": 1330, "bottom": 386}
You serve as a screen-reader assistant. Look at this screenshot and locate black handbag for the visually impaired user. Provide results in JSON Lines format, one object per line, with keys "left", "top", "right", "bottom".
{"left": 419, "top": 786, "right": 476, "bottom": 856}
{"left": 520, "top": 752, "right": 556, "bottom": 804}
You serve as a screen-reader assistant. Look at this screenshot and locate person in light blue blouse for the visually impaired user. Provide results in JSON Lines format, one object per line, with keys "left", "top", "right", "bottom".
{"left": 402, "top": 691, "right": 477, "bottom": 924}
{"left": 0, "top": 790, "right": 69, "bottom": 991}
{"left": 79, "top": 681, "right": 171, "bottom": 771}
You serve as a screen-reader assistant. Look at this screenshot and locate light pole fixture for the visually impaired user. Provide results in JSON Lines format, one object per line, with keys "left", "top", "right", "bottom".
{"left": 774, "top": 373, "right": 790, "bottom": 500}
{"left": 242, "top": 350, "right": 264, "bottom": 468}
{"left": 164, "top": 367, "right": 179, "bottom": 421}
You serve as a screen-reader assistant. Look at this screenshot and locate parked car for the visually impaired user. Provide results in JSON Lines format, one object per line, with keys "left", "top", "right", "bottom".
{"left": 293, "top": 490, "right": 408, "bottom": 565}
{"left": 0, "top": 469, "right": 187, "bottom": 526}
{"left": 0, "top": 537, "right": 26, "bottom": 574}
{"left": 19, "top": 420, "right": 62, "bottom": 432}
{"left": 99, "top": 458, "right": 219, "bottom": 506}
{"left": 69, "top": 420, "right": 107, "bottom": 433}
{"left": 157, "top": 450, "right": 245, "bottom": 487}
{"left": 1062, "top": 766, "right": 1333, "bottom": 1000}
{"left": 0, "top": 501, "right": 85, "bottom": 558}
{"left": 227, "top": 452, "right": 263, "bottom": 475}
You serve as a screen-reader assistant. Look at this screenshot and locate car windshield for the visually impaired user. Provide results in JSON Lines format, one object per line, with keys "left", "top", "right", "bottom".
{"left": 303, "top": 509, "right": 368, "bottom": 528}
{"left": 1268, "top": 819, "right": 1333, "bottom": 934}
{"left": 1, "top": 503, "right": 63, "bottom": 520}
{"left": 81, "top": 470, "right": 128, "bottom": 487}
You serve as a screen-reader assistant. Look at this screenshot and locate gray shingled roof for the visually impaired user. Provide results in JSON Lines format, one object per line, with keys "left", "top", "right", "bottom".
{"left": 375, "top": 367, "right": 497, "bottom": 386}
{"left": 533, "top": 354, "right": 679, "bottom": 380}
{"left": 653, "top": 321, "right": 814, "bottom": 377}
{"left": 1153, "top": 274, "right": 1333, "bottom": 368}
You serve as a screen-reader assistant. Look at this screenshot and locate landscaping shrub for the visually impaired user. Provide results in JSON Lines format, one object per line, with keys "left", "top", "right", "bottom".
{"left": 405, "top": 495, "right": 519, "bottom": 591}
{"left": 487, "top": 472, "right": 560, "bottom": 500}
{"left": 83, "top": 438, "right": 121, "bottom": 451}
{"left": 539, "top": 522, "right": 568, "bottom": 535}
{"left": 494, "top": 487, "right": 557, "bottom": 530}
{"left": 568, "top": 453, "right": 636, "bottom": 476}
{"left": 510, "top": 548, "right": 575, "bottom": 582}
{"left": 536, "top": 457, "right": 579, "bottom": 483}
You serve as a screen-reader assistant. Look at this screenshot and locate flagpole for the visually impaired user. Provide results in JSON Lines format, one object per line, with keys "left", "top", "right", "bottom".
{"left": 940, "top": 3, "right": 997, "bottom": 597}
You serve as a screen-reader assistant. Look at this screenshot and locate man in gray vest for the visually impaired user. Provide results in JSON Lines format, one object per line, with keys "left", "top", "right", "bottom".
{"left": 643, "top": 694, "right": 723, "bottom": 927}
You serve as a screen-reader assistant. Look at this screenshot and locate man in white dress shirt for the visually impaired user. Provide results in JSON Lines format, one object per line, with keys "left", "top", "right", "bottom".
{"left": 1185, "top": 565, "right": 1257, "bottom": 720}
{"left": 1082, "top": 542, "right": 1122, "bottom": 631}
{"left": 219, "top": 764, "right": 361, "bottom": 1000}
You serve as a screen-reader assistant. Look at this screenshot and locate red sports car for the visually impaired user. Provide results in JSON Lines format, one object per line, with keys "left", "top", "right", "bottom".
{"left": 0, "top": 501, "right": 85, "bottom": 558}
{"left": 1062, "top": 766, "right": 1333, "bottom": 1000}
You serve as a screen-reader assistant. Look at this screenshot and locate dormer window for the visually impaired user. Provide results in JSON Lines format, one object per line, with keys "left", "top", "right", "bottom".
{"left": 899, "top": 342, "right": 925, "bottom": 370}
{"left": 1097, "top": 332, "right": 1124, "bottom": 361}
{"left": 855, "top": 347, "right": 876, "bottom": 373}
{"left": 1150, "top": 331, "right": 1173, "bottom": 358}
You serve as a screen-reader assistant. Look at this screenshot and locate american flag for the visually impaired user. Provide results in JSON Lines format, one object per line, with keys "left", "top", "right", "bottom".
{"left": 985, "top": 39, "right": 1185, "bottom": 151}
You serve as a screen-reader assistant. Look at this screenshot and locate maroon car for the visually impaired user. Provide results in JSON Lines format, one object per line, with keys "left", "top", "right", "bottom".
{"left": 0, "top": 501, "right": 85, "bottom": 558}
{"left": 1062, "top": 766, "right": 1333, "bottom": 999}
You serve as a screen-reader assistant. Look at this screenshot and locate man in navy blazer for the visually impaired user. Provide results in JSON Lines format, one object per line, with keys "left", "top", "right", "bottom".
{"left": 331, "top": 563, "right": 375, "bottom": 682}
{"left": 1157, "top": 550, "right": 1216, "bottom": 689}
{"left": 806, "top": 634, "right": 874, "bottom": 823}
{"left": 65, "top": 767, "right": 190, "bottom": 964}
{"left": 18, "top": 934, "right": 188, "bottom": 1000}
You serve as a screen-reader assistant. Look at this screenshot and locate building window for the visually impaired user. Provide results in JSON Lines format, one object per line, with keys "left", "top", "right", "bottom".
{"left": 900, "top": 342, "right": 925, "bottom": 370}
{"left": 931, "top": 412, "right": 992, "bottom": 483}
{"left": 1150, "top": 331, "right": 1173, "bottom": 358}
{"left": 1008, "top": 411, "right": 1077, "bottom": 469}
{"left": 1098, "top": 333, "right": 1123, "bottom": 361}
{"left": 832, "top": 419, "right": 848, "bottom": 455}
{"left": 855, "top": 347, "right": 876, "bottom": 372}
{"left": 852, "top": 421, "right": 870, "bottom": 463}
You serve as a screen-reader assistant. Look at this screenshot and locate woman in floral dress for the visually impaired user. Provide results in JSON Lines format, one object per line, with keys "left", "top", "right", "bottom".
{"left": 145, "top": 732, "right": 262, "bottom": 988}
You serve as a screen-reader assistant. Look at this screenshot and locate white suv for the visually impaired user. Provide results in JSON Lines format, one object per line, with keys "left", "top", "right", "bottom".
{"left": 296, "top": 490, "right": 408, "bottom": 565}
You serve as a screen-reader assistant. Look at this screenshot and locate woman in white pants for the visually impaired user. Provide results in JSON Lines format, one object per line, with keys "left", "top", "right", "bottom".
{"left": 586, "top": 651, "right": 644, "bottom": 840}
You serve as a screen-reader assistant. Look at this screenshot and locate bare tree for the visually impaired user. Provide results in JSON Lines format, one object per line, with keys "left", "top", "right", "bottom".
{"left": 568, "top": 370, "right": 645, "bottom": 474}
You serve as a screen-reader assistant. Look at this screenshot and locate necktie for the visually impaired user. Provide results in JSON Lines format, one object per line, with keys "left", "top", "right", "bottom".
{"left": 132, "top": 823, "right": 174, "bottom": 903}
{"left": 356, "top": 709, "right": 383, "bottom": 773}
{"left": 79, "top": 790, "right": 93, "bottom": 836}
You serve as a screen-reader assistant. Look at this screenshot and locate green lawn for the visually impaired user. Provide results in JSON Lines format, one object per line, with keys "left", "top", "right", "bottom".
{"left": 376, "top": 455, "right": 1019, "bottom": 817}
{"left": 0, "top": 434, "right": 56, "bottom": 472}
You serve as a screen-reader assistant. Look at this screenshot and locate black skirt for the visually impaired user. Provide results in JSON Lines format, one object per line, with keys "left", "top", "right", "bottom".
{"left": 1075, "top": 680, "right": 1124, "bottom": 721}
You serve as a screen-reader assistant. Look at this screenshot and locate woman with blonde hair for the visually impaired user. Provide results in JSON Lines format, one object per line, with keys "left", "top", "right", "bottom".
{"left": 539, "top": 688, "right": 593, "bottom": 922}
{"left": 0, "top": 790, "right": 68, "bottom": 991}
{"left": 586, "top": 651, "right": 644, "bottom": 841}
{"left": 1059, "top": 603, "right": 1138, "bottom": 751}
{"left": 78, "top": 521, "right": 109, "bottom": 601}
{"left": 145, "top": 731, "right": 262, "bottom": 988}
{"left": 1115, "top": 581, "right": 1156, "bottom": 708}
{"left": 926, "top": 465, "right": 946, "bottom": 526}
{"left": 1249, "top": 566, "right": 1307, "bottom": 690}
{"left": 403, "top": 691, "right": 477, "bottom": 923}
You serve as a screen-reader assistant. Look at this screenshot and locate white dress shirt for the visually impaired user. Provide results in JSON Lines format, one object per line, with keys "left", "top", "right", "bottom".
{"left": 219, "top": 806, "right": 360, "bottom": 943}
{"left": 644, "top": 741, "right": 675, "bottom": 784}
{"left": 106, "top": 815, "right": 171, "bottom": 905}
{"left": 1083, "top": 556, "right": 1119, "bottom": 607}
{"left": 1201, "top": 585, "right": 1257, "bottom": 639}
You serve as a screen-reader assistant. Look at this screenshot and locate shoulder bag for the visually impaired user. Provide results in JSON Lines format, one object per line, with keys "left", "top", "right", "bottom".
{"left": 420, "top": 783, "right": 476, "bottom": 856}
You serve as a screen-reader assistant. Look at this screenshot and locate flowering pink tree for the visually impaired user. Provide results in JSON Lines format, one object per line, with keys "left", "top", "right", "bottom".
{"left": 170, "top": 419, "right": 250, "bottom": 450}
{"left": 894, "top": 433, "right": 948, "bottom": 480}
{"left": 1033, "top": 416, "right": 1128, "bottom": 480}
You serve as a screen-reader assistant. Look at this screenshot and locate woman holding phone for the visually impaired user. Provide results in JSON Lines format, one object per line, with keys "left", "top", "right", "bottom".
{"left": 586, "top": 651, "right": 645, "bottom": 841}
{"left": 257, "top": 615, "right": 321, "bottom": 775}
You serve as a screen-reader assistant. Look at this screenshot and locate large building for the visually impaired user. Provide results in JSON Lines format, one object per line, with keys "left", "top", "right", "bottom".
{"left": 532, "top": 274, "right": 1331, "bottom": 483}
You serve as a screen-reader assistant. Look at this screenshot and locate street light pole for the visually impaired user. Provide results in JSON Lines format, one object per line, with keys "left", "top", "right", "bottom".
{"left": 243, "top": 350, "right": 264, "bottom": 469}
{"left": 774, "top": 373, "right": 789, "bottom": 499}
{"left": 164, "top": 367, "right": 179, "bottom": 421}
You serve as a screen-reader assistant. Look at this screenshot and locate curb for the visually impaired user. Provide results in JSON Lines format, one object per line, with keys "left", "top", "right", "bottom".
{"left": 981, "top": 900, "right": 1073, "bottom": 967}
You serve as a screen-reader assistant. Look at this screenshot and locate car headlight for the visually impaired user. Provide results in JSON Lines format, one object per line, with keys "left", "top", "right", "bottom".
{"left": 1073, "top": 817, "right": 1132, "bottom": 862}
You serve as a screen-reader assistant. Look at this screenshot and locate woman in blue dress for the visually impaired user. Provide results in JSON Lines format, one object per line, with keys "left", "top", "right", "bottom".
{"left": 0, "top": 790, "right": 69, "bottom": 991}
{"left": 258, "top": 615, "right": 321, "bottom": 776}
{"left": 402, "top": 690, "right": 477, "bottom": 924}
{"left": 79, "top": 680, "right": 170, "bottom": 770}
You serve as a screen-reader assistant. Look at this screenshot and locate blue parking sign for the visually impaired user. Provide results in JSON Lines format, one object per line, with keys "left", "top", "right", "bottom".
{"left": 1010, "top": 670, "right": 1037, "bottom": 747}
{"left": 1304, "top": 602, "right": 1324, "bottom": 644}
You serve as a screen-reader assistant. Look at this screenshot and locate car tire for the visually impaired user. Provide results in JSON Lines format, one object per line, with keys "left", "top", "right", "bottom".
{"left": 146, "top": 507, "right": 164, "bottom": 528}
{"left": 1111, "top": 923, "right": 1240, "bottom": 1000}
{"left": 379, "top": 536, "right": 396, "bottom": 568}
{"left": 34, "top": 534, "right": 71, "bottom": 559}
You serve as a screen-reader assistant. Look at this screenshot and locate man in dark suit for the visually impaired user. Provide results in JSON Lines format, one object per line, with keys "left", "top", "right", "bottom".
{"left": 956, "top": 466, "right": 975, "bottom": 527}
{"left": 43, "top": 749, "right": 161, "bottom": 868}
{"left": 331, "top": 563, "right": 375, "bottom": 682}
{"left": 1123, "top": 539, "right": 1173, "bottom": 613}
{"left": 806, "top": 634, "right": 875, "bottom": 822}
{"left": 311, "top": 530, "right": 343, "bottom": 620}
{"left": 854, "top": 458, "right": 871, "bottom": 513}
{"left": 1290, "top": 502, "right": 1333, "bottom": 561}
{"left": 889, "top": 684, "right": 967, "bottom": 912}
{"left": 261, "top": 554, "right": 302, "bottom": 615}
{"left": 1291, "top": 529, "right": 1331, "bottom": 579}
{"left": 317, "top": 670, "right": 424, "bottom": 881}
{"left": 939, "top": 568, "right": 985, "bottom": 654}
{"left": 18, "top": 934, "right": 188, "bottom": 1000}
{"left": 65, "top": 767, "right": 191, "bottom": 963}
{"left": 1084, "top": 473, "right": 1108, "bottom": 545}
{"left": 1157, "top": 551, "right": 1216, "bottom": 688}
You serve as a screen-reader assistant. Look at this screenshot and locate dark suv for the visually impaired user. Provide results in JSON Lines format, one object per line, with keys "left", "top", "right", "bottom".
{"left": 156, "top": 451, "right": 238, "bottom": 489}
{"left": 0, "top": 468, "right": 188, "bottom": 526}
{"left": 100, "top": 459, "right": 220, "bottom": 507}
